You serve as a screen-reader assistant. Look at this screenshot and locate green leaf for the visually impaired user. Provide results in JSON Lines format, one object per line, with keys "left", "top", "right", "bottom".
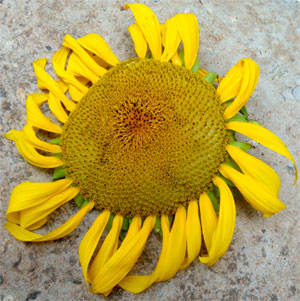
{"left": 74, "top": 193, "right": 89, "bottom": 208}
{"left": 208, "top": 191, "right": 219, "bottom": 212}
{"left": 239, "top": 106, "right": 248, "bottom": 119}
{"left": 52, "top": 166, "right": 66, "bottom": 180}
{"left": 191, "top": 58, "right": 200, "bottom": 73}
{"left": 228, "top": 114, "right": 248, "bottom": 123}
{"left": 178, "top": 49, "right": 185, "bottom": 66}
{"left": 230, "top": 140, "right": 252, "bottom": 151}
{"left": 154, "top": 216, "right": 161, "bottom": 233}
{"left": 106, "top": 214, "right": 114, "bottom": 232}
{"left": 49, "top": 137, "right": 61, "bottom": 145}
{"left": 122, "top": 218, "right": 129, "bottom": 231}
{"left": 203, "top": 72, "right": 218, "bottom": 84}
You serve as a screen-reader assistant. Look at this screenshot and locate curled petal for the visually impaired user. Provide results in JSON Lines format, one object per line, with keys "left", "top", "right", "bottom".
{"left": 200, "top": 177, "right": 236, "bottom": 266}
{"left": 79, "top": 210, "right": 110, "bottom": 288}
{"left": 226, "top": 121, "right": 298, "bottom": 183}
{"left": 6, "top": 179, "right": 73, "bottom": 224}
{"left": 174, "top": 13, "right": 199, "bottom": 70}
{"left": 161, "top": 17, "right": 181, "bottom": 63}
{"left": 88, "top": 216, "right": 123, "bottom": 279}
{"left": 119, "top": 206, "right": 186, "bottom": 293}
{"left": 5, "top": 128, "right": 63, "bottom": 169}
{"left": 5, "top": 201, "right": 94, "bottom": 242}
{"left": 52, "top": 48, "right": 90, "bottom": 95}
{"left": 20, "top": 187, "right": 80, "bottom": 229}
{"left": 181, "top": 200, "right": 201, "bottom": 269}
{"left": 128, "top": 23, "right": 147, "bottom": 58}
{"left": 63, "top": 34, "right": 107, "bottom": 76}
{"left": 25, "top": 94, "right": 62, "bottom": 133}
{"left": 21, "top": 124, "right": 61, "bottom": 153}
{"left": 217, "top": 58, "right": 259, "bottom": 119}
{"left": 66, "top": 52, "right": 99, "bottom": 85}
{"left": 77, "top": 33, "right": 119, "bottom": 66}
{"left": 48, "top": 93, "right": 69, "bottom": 123}
{"left": 226, "top": 144, "right": 281, "bottom": 196}
{"left": 219, "top": 164, "right": 286, "bottom": 217}
{"left": 90, "top": 216, "right": 155, "bottom": 294}
{"left": 199, "top": 192, "right": 218, "bottom": 252}
{"left": 33, "top": 59, "right": 76, "bottom": 112}
{"left": 125, "top": 3, "right": 161, "bottom": 60}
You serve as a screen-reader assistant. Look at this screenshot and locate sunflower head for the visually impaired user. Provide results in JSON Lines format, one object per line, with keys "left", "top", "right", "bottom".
{"left": 4, "top": 2, "right": 297, "bottom": 297}
{"left": 62, "top": 58, "right": 230, "bottom": 217}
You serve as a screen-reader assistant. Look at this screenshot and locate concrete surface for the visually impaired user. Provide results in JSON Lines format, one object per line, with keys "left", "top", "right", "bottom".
{"left": 0, "top": 0, "right": 300, "bottom": 300}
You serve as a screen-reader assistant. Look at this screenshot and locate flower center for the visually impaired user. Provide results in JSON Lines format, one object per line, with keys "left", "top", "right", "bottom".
{"left": 61, "top": 58, "right": 229, "bottom": 217}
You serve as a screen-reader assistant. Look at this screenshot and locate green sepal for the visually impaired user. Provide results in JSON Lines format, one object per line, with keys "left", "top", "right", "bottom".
{"left": 208, "top": 191, "right": 219, "bottom": 212}
{"left": 154, "top": 216, "right": 161, "bottom": 234}
{"left": 106, "top": 214, "right": 114, "bottom": 232}
{"left": 49, "top": 137, "right": 61, "bottom": 145}
{"left": 228, "top": 114, "right": 248, "bottom": 123}
{"left": 122, "top": 218, "right": 129, "bottom": 231}
{"left": 178, "top": 49, "right": 185, "bottom": 66}
{"left": 239, "top": 106, "right": 248, "bottom": 119}
{"left": 119, "top": 230, "right": 126, "bottom": 241}
{"left": 52, "top": 153, "right": 62, "bottom": 159}
{"left": 168, "top": 215, "right": 174, "bottom": 226}
{"left": 218, "top": 173, "right": 235, "bottom": 187}
{"left": 230, "top": 140, "right": 252, "bottom": 151}
{"left": 248, "top": 119, "right": 261, "bottom": 125}
{"left": 74, "top": 193, "right": 89, "bottom": 208}
{"left": 52, "top": 166, "right": 66, "bottom": 180}
{"left": 203, "top": 72, "right": 218, "bottom": 85}
{"left": 191, "top": 58, "right": 200, "bottom": 73}
{"left": 224, "top": 159, "right": 241, "bottom": 171}
{"left": 213, "top": 185, "right": 220, "bottom": 198}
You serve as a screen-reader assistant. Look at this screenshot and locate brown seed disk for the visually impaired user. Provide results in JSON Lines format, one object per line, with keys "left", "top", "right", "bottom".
{"left": 61, "top": 58, "right": 230, "bottom": 217}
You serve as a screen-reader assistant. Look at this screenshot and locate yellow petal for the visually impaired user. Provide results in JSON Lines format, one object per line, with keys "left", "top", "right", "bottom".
{"left": 161, "top": 17, "right": 181, "bottom": 63}
{"left": 226, "top": 144, "right": 281, "bottom": 196}
{"left": 174, "top": 13, "right": 199, "bottom": 69}
{"left": 33, "top": 59, "right": 76, "bottom": 112}
{"left": 52, "top": 48, "right": 90, "bottom": 95}
{"left": 227, "top": 121, "right": 298, "bottom": 183}
{"left": 30, "top": 93, "right": 49, "bottom": 106}
{"left": 199, "top": 67, "right": 223, "bottom": 83}
{"left": 119, "top": 206, "right": 186, "bottom": 293}
{"left": 4, "top": 129, "right": 63, "bottom": 169}
{"left": 26, "top": 217, "right": 47, "bottom": 231}
{"left": 200, "top": 176, "right": 236, "bottom": 266}
{"left": 5, "top": 202, "right": 94, "bottom": 242}
{"left": 68, "top": 85, "right": 86, "bottom": 102}
{"left": 88, "top": 215, "right": 123, "bottom": 278}
{"left": 181, "top": 200, "right": 201, "bottom": 269}
{"left": 22, "top": 124, "right": 61, "bottom": 153}
{"left": 77, "top": 33, "right": 119, "bottom": 66}
{"left": 128, "top": 23, "right": 147, "bottom": 58}
{"left": 67, "top": 52, "right": 100, "bottom": 84}
{"left": 90, "top": 216, "right": 155, "bottom": 294}
{"left": 6, "top": 179, "right": 73, "bottom": 224}
{"left": 19, "top": 187, "right": 80, "bottom": 229}
{"left": 219, "top": 164, "right": 286, "bottom": 217}
{"left": 199, "top": 192, "right": 218, "bottom": 252}
{"left": 25, "top": 94, "right": 62, "bottom": 133}
{"left": 48, "top": 93, "right": 69, "bottom": 123}
{"left": 78, "top": 210, "right": 110, "bottom": 288}
{"left": 217, "top": 58, "right": 259, "bottom": 119}
{"left": 125, "top": 3, "right": 161, "bottom": 60}
{"left": 63, "top": 34, "right": 107, "bottom": 76}
{"left": 216, "top": 63, "right": 243, "bottom": 101}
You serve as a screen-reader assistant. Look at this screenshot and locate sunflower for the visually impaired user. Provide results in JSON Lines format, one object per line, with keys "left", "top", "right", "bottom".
{"left": 4, "top": 3, "right": 297, "bottom": 296}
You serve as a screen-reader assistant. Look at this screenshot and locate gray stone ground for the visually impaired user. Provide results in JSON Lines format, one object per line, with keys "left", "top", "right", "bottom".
{"left": 0, "top": 0, "right": 299, "bottom": 300}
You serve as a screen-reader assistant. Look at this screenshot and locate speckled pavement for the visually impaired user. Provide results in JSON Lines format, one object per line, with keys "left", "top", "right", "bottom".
{"left": 0, "top": 0, "right": 299, "bottom": 300}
